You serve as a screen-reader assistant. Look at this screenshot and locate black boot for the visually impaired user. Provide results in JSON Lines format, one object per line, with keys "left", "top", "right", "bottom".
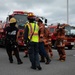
{"left": 23, "top": 54, "right": 28, "bottom": 58}
{"left": 10, "top": 61, "right": 13, "bottom": 63}
{"left": 40, "top": 55, "right": 45, "bottom": 62}
{"left": 37, "top": 65, "right": 42, "bottom": 70}
{"left": 18, "top": 61, "right": 23, "bottom": 64}
{"left": 31, "top": 66, "right": 36, "bottom": 70}
{"left": 9, "top": 57, "right": 13, "bottom": 63}
{"left": 17, "top": 59, "right": 23, "bottom": 65}
{"left": 45, "top": 56, "right": 51, "bottom": 64}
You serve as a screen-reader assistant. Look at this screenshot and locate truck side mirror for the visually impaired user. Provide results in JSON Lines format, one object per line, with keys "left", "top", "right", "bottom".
{"left": 45, "top": 19, "right": 47, "bottom": 26}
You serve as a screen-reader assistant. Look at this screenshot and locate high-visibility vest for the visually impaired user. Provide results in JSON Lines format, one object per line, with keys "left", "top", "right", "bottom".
{"left": 26, "top": 22, "right": 39, "bottom": 42}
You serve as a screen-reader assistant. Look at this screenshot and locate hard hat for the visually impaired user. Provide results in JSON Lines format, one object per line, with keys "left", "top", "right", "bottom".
{"left": 38, "top": 17, "right": 43, "bottom": 23}
{"left": 28, "top": 12, "right": 35, "bottom": 17}
{"left": 9, "top": 18, "right": 17, "bottom": 23}
{"left": 39, "top": 17, "right": 43, "bottom": 21}
{"left": 27, "top": 12, "right": 35, "bottom": 19}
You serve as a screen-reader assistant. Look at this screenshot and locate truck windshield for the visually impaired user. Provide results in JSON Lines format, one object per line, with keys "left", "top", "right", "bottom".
{"left": 14, "top": 14, "right": 28, "bottom": 29}
{"left": 50, "top": 28, "right": 55, "bottom": 33}
{"left": 65, "top": 25, "right": 71, "bottom": 35}
{"left": 71, "top": 29, "right": 75, "bottom": 35}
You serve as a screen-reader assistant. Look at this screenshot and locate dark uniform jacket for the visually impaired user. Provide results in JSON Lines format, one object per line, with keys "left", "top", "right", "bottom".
{"left": 4, "top": 26, "right": 18, "bottom": 45}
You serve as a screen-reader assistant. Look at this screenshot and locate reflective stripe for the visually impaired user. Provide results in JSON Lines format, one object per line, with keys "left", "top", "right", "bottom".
{"left": 28, "top": 23, "right": 33, "bottom": 34}
{"left": 25, "top": 22, "right": 33, "bottom": 34}
{"left": 28, "top": 33, "right": 38, "bottom": 36}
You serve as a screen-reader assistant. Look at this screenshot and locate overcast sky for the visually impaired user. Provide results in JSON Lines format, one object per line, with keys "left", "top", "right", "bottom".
{"left": 0, "top": 0, "right": 75, "bottom": 26}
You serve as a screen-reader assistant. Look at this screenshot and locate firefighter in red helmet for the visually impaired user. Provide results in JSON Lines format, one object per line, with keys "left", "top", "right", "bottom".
{"left": 23, "top": 13, "right": 36, "bottom": 58}
{"left": 24, "top": 13, "right": 42, "bottom": 70}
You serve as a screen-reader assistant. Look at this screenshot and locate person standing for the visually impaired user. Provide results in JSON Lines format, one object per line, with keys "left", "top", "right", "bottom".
{"left": 37, "top": 18, "right": 51, "bottom": 64}
{"left": 56, "top": 25, "right": 66, "bottom": 62}
{"left": 24, "top": 13, "right": 42, "bottom": 70}
{"left": 44, "top": 27, "right": 53, "bottom": 58}
{"left": 4, "top": 18, "right": 23, "bottom": 64}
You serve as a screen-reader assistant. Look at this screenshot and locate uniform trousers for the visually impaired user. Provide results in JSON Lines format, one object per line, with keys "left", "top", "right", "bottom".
{"left": 57, "top": 47, "right": 66, "bottom": 60}
{"left": 39, "top": 42, "right": 50, "bottom": 58}
{"left": 28, "top": 42, "right": 40, "bottom": 68}
{"left": 5, "top": 40, "right": 22, "bottom": 63}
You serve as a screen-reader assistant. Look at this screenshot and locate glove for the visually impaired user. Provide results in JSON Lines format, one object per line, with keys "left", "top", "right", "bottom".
{"left": 24, "top": 43, "right": 27, "bottom": 46}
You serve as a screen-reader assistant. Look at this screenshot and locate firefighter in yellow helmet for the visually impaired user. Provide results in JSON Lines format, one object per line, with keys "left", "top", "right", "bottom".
{"left": 4, "top": 17, "right": 23, "bottom": 64}
{"left": 24, "top": 13, "right": 42, "bottom": 70}
{"left": 9, "top": 17, "right": 16, "bottom": 23}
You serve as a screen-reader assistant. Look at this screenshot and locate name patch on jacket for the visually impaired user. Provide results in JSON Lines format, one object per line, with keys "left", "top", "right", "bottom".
{"left": 8, "top": 31, "right": 16, "bottom": 35}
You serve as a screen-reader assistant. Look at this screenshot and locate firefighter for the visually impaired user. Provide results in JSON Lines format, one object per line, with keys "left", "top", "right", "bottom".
{"left": 4, "top": 18, "right": 23, "bottom": 64}
{"left": 17, "top": 30, "right": 28, "bottom": 57}
{"left": 23, "top": 33, "right": 28, "bottom": 58}
{"left": 56, "top": 25, "right": 66, "bottom": 62}
{"left": 37, "top": 18, "right": 51, "bottom": 64}
{"left": 44, "top": 28, "right": 53, "bottom": 58}
{"left": 24, "top": 13, "right": 42, "bottom": 70}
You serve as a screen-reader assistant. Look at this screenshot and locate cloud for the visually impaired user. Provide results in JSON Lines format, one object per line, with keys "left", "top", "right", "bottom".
{"left": 0, "top": 0, "right": 75, "bottom": 26}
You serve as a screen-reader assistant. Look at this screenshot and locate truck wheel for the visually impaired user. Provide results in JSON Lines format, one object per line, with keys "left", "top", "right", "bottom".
{"left": 68, "top": 46, "right": 73, "bottom": 49}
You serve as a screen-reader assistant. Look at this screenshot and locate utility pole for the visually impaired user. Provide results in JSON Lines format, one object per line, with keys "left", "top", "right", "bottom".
{"left": 67, "top": 0, "right": 69, "bottom": 24}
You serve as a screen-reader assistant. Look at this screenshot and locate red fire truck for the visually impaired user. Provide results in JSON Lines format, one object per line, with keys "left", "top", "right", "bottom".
{"left": 0, "top": 21, "right": 5, "bottom": 46}
{"left": 48, "top": 24, "right": 75, "bottom": 49}
{"left": 5, "top": 11, "right": 47, "bottom": 50}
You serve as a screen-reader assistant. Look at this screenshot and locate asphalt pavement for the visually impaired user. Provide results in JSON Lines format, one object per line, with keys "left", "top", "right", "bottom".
{"left": 0, "top": 48, "right": 75, "bottom": 75}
